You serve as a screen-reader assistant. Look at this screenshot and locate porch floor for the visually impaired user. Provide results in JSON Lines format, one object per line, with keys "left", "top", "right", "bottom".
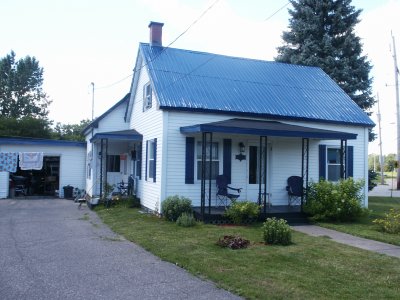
{"left": 193, "top": 205, "right": 301, "bottom": 215}
{"left": 193, "top": 205, "right": 308, "bottom": 224}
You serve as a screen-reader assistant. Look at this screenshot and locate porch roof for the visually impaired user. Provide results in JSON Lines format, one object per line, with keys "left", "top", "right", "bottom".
{"left": 90, "top": 129, "right": 143, "bottom": 142}
{"left": 180, "top": 118, "right": 357, "bottom": 140}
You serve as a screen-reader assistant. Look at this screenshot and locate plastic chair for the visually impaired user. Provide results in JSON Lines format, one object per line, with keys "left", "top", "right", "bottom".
{"left": 216, "top": 175, "right": 241, "bottom": 207}
{"left": 286, "top": 176, "right": 303, "bottom": 206}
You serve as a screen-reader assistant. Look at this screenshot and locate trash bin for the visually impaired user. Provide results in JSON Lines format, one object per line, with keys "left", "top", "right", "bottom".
{"left": 63, "top": 185, "right": 73, "bottom": 199}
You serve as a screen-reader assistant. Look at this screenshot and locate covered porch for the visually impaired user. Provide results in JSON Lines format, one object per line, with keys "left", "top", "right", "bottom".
{"left": 89, "top": 129, "right": 142, "bottom": 197}
{"left": 181, "top": 118, "right": 357, "bottom": 223}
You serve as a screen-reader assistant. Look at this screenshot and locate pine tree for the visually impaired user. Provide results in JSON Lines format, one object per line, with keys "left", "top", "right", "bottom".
{"left": 276, "top": 0, "right": 374, "bottom": 115}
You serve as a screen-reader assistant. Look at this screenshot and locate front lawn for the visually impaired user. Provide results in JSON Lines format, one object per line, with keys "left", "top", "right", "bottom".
{"left": 318, "top": 196, "right": 400, "bottom": 246}
{"left": 95, "top": 203, "right": 400, "bottom": 299}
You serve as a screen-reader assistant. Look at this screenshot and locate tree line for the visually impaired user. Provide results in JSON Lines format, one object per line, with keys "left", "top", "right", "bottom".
{"left": 368, "top": 154, "right": 398, "bottom": 173}
{"left": 0, "top": 51, "right": 89, "bottom": 141}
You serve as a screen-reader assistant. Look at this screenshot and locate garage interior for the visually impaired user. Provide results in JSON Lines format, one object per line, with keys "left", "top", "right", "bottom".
{"left": 11, "top": 156, "right": 60, "bottom": 197}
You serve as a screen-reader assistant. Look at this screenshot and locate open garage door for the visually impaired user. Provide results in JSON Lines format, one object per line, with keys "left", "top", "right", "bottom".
{"left": 12, "top": 156, "right": 60, "bottom": 197}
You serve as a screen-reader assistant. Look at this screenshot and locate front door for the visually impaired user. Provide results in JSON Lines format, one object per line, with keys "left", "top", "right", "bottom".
{"left": 246, "top": 143, "right": 269, "bottom": 202}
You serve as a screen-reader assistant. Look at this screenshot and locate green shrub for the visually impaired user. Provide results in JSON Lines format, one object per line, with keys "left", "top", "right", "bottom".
{"left": 304, "top": 178, "right": 366, "bottom": 222}
{"left": 368, "top": 169, "right": 378, "bottom": 191}
{"left": 216, "top": 235, "right": 250, "bottom": 249}
{"left": 373, "top": 209, "right": 400, "bottom": 234}
{"left": 262, "top": 218, "right": 292, "bottom": 245}
{"left": 225, "top": 201, "right": 260, "bottom": 224}
{"left": 162, "top": 195, "right": 192, "bottom": 222}
{"left": 176, "top": 212, "right": 196, "bottom": 227}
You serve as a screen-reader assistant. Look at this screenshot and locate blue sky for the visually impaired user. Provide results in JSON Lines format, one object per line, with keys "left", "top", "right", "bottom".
{"left": 1, "top": 0, "right": 399, "bottom": 154}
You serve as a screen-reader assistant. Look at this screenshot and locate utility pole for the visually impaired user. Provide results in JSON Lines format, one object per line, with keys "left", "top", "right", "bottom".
{"left": 91, "top": 82, "right": 95, "bottom": 121}
{"left": 377, "top": 93, "right": 385, "bottom": 184}
{"left": 392, "top": 34, "right": 400, "bottom": 189}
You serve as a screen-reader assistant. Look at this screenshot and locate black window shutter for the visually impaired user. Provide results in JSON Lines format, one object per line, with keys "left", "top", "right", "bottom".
{"left": 319, "top": 145, "right": 326, "bottom": 180}
{"left": 145, "top": 140, "right": 148, "bottom": 181}
{"left": 346, "top": 146, "right": 354, "bottom": 178}
{"left": 137, "top": 143, "right": 142, "bottom": 180}
{"left": 185, "top": 137, "right": 195, "bottom": 184}
{"left": 223, "top": 139, "right": 232, "bottom": 184}
{"left": 153, "top": 138, "right": 157, "bottom": 182}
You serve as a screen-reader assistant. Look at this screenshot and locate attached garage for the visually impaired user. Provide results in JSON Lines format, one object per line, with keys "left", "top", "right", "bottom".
{"left": 0, "top": 137, "right": 86, "bottom": 199}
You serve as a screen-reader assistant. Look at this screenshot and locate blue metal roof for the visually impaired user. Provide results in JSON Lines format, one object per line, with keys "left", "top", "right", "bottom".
{"left": 140, "top": 43, "right": 374, "bottom": 127}
{"left": 180, "top": 118, "right": 357, "bottom": 140}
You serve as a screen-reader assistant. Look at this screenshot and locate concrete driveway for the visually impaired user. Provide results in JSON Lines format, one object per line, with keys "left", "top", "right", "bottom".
{"left": 0, "top": 199, "right": 241, "bottom": 300}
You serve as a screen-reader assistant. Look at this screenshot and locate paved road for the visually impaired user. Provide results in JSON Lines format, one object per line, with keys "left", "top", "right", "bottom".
{"left": 0, "top": 199, "right": 241, "bottom": 300}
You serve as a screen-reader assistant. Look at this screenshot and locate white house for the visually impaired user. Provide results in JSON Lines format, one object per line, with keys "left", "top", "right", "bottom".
{"left": 83, "top": 22, "right": 374, "bottom": 218}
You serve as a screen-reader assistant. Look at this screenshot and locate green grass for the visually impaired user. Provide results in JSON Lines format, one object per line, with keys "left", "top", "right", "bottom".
{"left": 317, "top": 197, "right": 400, "bottom": 246}
{"left": 95, "top": 202, "right": 400, "bottom": 299}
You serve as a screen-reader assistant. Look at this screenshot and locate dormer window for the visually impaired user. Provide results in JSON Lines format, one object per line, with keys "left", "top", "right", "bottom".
{"left": 143, "top": 82, "right": 152, "bottom": 111}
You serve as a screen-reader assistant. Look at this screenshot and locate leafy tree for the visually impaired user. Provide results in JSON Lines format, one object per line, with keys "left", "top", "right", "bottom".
{"left": 0, "top": 116, "right": 52, "bottom": 138}
{"left": 0, "top": 51, "right": 51, "bottom": 119}
{"left": 368, "top": 154, "right": 382, "bottom": 172}
{"left": 276, "top": 0, "right": 375, "bottom": 139}
{"left": 384, "top": 153, "right": 397, "bottom": 172}
{"left": 51, "top": 119, "right": 91, "bottom": 142}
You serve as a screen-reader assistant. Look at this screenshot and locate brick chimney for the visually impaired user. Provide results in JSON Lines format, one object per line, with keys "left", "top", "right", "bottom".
{"left": 148, "top": 21, "right": 164, "bottom": 47}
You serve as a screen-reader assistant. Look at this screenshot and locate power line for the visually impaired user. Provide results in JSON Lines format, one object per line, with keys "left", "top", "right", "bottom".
{"left": 95, "top": 73, "right": 133, "bottom": 90}
{"left": 264, "top": 2, "right": 290, "bottom": 22}
{"left": 94, "top": 0, "right": 220, "bottom": 91}
{"left": 136, "top": 0, "right": 220, "bottom": 75}
{"left": 158, "top": 0, "right": 291, "bottom": 94}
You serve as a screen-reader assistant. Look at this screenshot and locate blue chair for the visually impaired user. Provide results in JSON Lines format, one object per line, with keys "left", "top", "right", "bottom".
{"left": 216, "top": 175, "right": 241, "bottom": 207}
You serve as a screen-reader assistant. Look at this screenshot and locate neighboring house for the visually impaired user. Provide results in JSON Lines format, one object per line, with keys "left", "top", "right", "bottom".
{"left": 0, "top": 137, "right": 86, "bottom": 198}
{"left": 83, "top": 22, "right": 374, "bottom": 217}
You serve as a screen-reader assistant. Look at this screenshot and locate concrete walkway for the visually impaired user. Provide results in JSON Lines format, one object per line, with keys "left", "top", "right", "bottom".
{"left": 292, "top": 182, "right": 400, "bottom": 259}
{"left": 0, "top": 199, "right": 241, "bottom": 300}
{"left": 292, "top": 225, "right": 400, "bottom": 258}
{"left": 368, "top": 181, "right": 400, "bottom": 197}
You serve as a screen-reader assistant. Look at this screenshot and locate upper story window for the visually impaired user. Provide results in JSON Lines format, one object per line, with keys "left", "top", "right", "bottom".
{"left": 327, "top": 148, "right": 342, "bottom": 181}
{"left": 196, "top": 141, "right": 219, "bottom": 180}
{"left": 143, "top": 82, "right": 152, "bottom": 111}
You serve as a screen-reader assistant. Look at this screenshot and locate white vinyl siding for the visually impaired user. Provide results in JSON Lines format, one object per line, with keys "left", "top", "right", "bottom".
{"left": 163, "top": 111, "right": 368, "bottom": 207}
{"left": 129, "top": 65, "right": 163, "bottom": 212}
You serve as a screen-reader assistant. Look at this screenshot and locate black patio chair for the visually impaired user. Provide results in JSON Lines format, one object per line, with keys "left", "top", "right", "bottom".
{"left": 286, "top": 176, "right": 303, "bottom": 206}
{"left": 10, "top": 175, "right": 27, "bottom": 196}
{"left": 216, "top": 175, "right": 242, "bottom": 208}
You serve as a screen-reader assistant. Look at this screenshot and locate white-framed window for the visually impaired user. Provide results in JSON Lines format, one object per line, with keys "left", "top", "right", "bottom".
{"left": 327, "top": 147, "right": 342, "bottom": 181}
{"left": 147, "top": 139, "right": 155, "bottom": 179}
{"left": 107, "top": 155, "right": 120, "bottom": 172}
{"left": 196, "top": 141, "right": 219, "bottom": 180}
{"left": 143, "top": 82, "right": 152, "bottom": 111}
